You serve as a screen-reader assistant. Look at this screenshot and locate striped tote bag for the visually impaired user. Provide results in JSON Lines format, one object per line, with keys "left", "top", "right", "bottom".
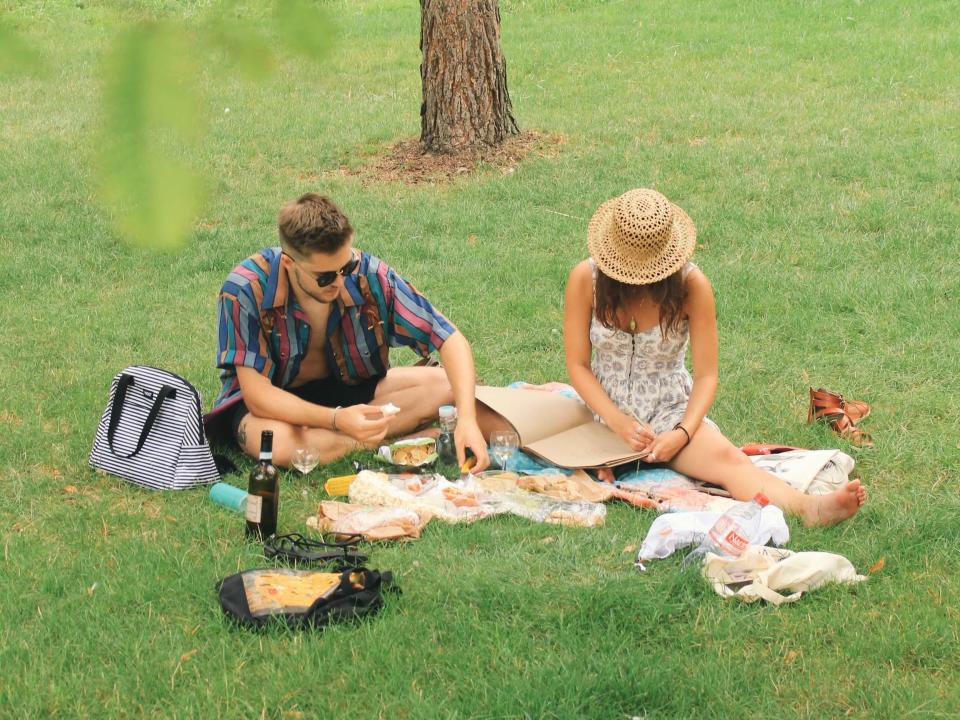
{"left": 89, "top": 366, "right": 220, "bottom": 490}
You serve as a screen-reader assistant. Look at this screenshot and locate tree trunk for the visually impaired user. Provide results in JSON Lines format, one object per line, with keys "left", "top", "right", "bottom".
{"left": 420, "top": 0, "right": 519, "bottom": 154}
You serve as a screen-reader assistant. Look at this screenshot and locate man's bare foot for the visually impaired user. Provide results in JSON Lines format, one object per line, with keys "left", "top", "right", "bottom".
{"left": 803, "top": 480, "right": 867, "bottom": 527}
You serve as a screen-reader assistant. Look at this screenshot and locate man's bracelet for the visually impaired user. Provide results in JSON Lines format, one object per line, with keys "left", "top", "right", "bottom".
{"left": 672, "top": 423, "right": 691, "bottom": 448}
{"left": 331, "top": 406, "right": 342, "bottom": 433}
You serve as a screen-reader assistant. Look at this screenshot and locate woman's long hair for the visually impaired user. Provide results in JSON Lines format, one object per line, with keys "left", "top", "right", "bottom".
{"left": 594, "top": 267, "right": 688, "bottom": 338}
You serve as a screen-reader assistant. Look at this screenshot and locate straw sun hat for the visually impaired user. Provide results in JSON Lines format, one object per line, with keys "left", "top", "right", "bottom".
{"left": 587, "top": 188, "right": 697, "bottom": 285}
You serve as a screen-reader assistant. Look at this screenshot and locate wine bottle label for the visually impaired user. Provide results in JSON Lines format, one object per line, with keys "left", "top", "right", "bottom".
{"left": 245, "top": 495, "right": 263, "bottom": 523}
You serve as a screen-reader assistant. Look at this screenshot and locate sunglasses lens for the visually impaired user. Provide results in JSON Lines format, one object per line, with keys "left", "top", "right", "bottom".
{"left": 314, "top": 255, "right": 358, "bottom": 287}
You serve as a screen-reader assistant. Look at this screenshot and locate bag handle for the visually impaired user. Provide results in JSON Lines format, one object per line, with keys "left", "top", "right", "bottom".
{"left": 107, "top": 374, "right": 177, "bottom": 458}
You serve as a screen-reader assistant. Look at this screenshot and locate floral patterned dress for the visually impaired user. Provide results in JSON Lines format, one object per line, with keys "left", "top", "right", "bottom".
{"left": 589, "top": 259, "right": 717, "bottom": 434}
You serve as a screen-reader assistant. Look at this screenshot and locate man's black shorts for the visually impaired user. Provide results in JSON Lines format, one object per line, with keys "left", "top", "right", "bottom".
{"left": 230, "top": 375, "right": 384, "bottom": 441}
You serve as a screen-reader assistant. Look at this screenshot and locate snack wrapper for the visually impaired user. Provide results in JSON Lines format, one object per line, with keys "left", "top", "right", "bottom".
{"left": 377, "top": 437, "right": 437, "bottom": 467}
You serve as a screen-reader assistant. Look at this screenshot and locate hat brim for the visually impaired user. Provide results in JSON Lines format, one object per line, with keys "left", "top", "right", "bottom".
{"left": 587, "top": 199, "right": 697, "bottom": 285}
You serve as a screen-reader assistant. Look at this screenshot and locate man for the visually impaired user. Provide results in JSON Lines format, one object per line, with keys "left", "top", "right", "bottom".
{"left": 206, "top": 193, "right": 490, "bottom": 470}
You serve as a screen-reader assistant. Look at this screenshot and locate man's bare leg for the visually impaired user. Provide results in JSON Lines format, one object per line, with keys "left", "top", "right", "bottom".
{"left": 371, "top": 366, "right": 454, "bottom": 436}
{"left": 235, "top": 366, "right": 453, "bottom": 467}
{"left": 236, "top": 366, "right": 517, "bottom": 467}
{"left": 235, "top": 413, "right": 363, "bottom": 468}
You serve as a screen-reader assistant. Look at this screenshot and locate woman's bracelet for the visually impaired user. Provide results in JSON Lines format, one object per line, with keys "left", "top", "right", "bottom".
{"left": 331, "top": 406, "right": 342, "bottom": 432}
{"left": 672, "top": 422, "right": 691, "bottom": 448}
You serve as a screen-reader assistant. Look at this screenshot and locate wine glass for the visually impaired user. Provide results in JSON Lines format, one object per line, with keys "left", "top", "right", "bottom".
{"left": 489, "top": 430, "right": 519, "bottom": 471}
{"left": 292, "top": 447, "right": 321, "bottom": 476}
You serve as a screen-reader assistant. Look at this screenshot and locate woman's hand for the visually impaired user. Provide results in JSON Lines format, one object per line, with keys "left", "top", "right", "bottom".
{"left": 611, "top": 412, "right": 655, "bottom": 452}
{"left": 644, "top": 428, "right": 689, "bottom": 464}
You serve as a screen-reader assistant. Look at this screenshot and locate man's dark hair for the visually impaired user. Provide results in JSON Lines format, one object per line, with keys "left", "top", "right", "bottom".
{"left": 277, "top": 193, "right": 353, "bottom": 256}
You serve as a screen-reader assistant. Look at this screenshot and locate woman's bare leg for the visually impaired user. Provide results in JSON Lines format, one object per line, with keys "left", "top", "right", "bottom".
{"left": 668, "top": 424, "right": 866, "bottom": 527}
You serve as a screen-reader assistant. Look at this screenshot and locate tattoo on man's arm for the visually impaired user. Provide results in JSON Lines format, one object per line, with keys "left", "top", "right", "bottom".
{"left": 236, "top": 417, "right": 248, "bottom": 447}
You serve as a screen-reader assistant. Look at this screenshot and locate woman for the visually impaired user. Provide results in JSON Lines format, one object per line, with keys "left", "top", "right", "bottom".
{"left": 563, "top": 188, "right": 865, "bottom": 526}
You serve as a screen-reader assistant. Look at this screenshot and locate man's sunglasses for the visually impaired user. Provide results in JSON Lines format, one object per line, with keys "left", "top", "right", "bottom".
{"left": 287, "top": 251, "right": 360, "bottom": 288}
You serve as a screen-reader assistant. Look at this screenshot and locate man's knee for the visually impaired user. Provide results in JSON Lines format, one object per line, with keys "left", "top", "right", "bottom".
{"left": 425, "top": 367, "right": 453, "bottom": 403}
{"left": 235, "top": 415, "right": 305, "bottom": 467}
{"left": 421, "top": 368, "right": 453, "bottom": 417}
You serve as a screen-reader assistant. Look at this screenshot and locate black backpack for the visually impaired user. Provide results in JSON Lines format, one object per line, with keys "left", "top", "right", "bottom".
{"left": 217, "top": 566, "right": 395, "bottom": 629}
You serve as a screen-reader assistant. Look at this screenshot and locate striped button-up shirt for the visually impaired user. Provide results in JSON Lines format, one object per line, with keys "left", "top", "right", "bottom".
{"left": 208, "top": 247, "right": 456, "bottom": 419}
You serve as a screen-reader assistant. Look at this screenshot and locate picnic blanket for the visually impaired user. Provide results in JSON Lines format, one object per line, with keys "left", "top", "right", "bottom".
{"left": 746, "top": 449, "right": 855, "bottom": 495}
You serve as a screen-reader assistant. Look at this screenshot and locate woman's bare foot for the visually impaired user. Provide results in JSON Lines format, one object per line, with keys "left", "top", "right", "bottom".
{"left": 803, "top": 480, "right": 867, "bottom": 527}
{"left": 597, "top": 467, "right": 615, "bottom": 483}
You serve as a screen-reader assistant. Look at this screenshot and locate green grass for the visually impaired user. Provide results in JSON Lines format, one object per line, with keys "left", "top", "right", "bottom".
{"left": 2, "top": 0, "right": 959, "bottom": 717}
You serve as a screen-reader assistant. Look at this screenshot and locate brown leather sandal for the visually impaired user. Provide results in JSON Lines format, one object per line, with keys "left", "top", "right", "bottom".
{"left": 808, "top": 387, "right": 871, "bottom": 424}
{"left": 814, "top": 407, "right": 874, "bottom": 447}
{"left": 831, "top": 411, "right": 873, "bottom": 447}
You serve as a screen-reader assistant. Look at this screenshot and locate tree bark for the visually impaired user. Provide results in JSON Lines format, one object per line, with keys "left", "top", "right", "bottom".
{"left": 420, "top": 0, "right": 519, "bottom": 154}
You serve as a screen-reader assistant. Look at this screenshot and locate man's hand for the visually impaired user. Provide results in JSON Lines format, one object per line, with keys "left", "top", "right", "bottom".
{"left": 455, "top": 416, "right": 490, "bottom": 471}
{"left": 334, "top": 404, "right": 390, "bottom": 444}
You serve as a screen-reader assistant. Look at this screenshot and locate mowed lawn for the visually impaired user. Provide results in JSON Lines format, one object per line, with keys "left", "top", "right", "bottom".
{"left": 1, "top": 1, "right": 958, "bottom": 717}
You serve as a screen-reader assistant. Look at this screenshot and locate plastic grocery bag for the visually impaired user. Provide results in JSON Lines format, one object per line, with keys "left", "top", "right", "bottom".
{"left": 348, "top": 471, "right": 493, "bottom": 524}
{"left": 636, "top": 506, "right": 789, "bottom": 569}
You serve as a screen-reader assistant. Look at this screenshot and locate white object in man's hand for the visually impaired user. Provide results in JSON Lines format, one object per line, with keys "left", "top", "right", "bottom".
{"left": 380, "top": 402, "right": 401, "bottom": 417}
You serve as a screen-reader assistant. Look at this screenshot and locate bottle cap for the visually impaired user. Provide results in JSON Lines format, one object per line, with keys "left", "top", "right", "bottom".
{"left": 439, "top": 405, "right": 456, "bottom": 419}
{"left": 754, "top": 492, "right": 770, "bottom": 507}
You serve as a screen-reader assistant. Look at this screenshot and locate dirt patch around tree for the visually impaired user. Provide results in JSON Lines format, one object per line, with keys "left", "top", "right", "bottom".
{"left": 327, "top": 130, "right": 565, "bottom": 186}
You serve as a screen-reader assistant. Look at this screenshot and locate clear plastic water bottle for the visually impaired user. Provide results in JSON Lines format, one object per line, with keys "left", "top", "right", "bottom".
{"left": 436, "top": 405, "right": 458, "bottom": 480}
{"left": 684, "top": 492, "right": 770, "bottom": 565}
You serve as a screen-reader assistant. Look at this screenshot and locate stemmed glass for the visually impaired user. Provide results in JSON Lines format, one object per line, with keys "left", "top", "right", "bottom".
{"left": 292, "top": 447, "right": 321, "bottom": 476}
{"left": 489, "top": 430, "right": 519, "bottom": 471}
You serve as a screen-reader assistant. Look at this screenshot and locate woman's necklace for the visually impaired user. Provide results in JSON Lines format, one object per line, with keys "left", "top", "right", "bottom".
{"left": 628, "top": 296, "right": 645, "bottom": 332}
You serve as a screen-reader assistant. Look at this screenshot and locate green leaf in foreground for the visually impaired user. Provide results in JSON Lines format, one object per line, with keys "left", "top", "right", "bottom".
{"left": 96, "top": 22, "right": 206, "bottom": 251}
{"left": 0, "top": 16, "right": 44, "bottom": 77}
{"left": 274, "top": 0, "right": 334, "bottom": 62}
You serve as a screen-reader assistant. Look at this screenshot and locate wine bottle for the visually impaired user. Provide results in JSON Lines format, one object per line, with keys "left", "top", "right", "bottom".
{"left": 245, "top": 430, "right": 280, "bottom": 540}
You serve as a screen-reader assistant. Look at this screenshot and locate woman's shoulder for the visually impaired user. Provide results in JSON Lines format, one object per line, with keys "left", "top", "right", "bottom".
{"left": 682, "top": 262, "right": 715, "bottom": 317}
{"left": 568, "top": 259, "right": 595, "bottom": 284}
{"left": 682, "top": 261, "right": 710, "bottom": 288}
{"left": 565, "top": 259, "right": 595, "bottom": 306}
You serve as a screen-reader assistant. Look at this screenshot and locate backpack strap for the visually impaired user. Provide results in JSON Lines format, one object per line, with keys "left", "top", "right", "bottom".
{"left": 107, "top": 375, "right": 177, "bottom": 459}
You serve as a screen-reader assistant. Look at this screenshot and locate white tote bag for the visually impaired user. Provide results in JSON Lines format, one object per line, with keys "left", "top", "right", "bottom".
{"left": 89, "top": 366, "right": 220, "bottom": 490}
